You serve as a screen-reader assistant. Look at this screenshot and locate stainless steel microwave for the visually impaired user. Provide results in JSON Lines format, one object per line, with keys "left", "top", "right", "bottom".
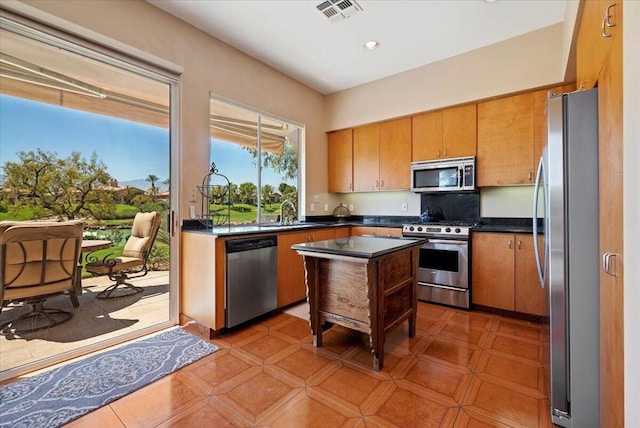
{"left": 410, "top": 156, "right": 476, "bottom": 193}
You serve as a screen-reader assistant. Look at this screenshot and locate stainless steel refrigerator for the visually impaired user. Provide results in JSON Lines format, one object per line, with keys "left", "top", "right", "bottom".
{"left": 533, "top": 88, "right": 600, "bottom": 427}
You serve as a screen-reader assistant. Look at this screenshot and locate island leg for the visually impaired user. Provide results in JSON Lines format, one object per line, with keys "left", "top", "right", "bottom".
{"left": 304, "top": 256, "right": 322, "bottom": 347}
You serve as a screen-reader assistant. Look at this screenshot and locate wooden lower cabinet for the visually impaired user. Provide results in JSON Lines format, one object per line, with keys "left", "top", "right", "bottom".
{"left": 472, "top": 232, "right": 546, "bottom": 316}
{"left": 350, "top": 226, "right": 402, "bottom": 238}
{"left": 277, "top": 227, "right": 349, "bottom": 308}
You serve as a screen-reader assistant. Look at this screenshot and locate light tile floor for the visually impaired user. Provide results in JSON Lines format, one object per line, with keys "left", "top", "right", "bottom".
{"left": 0, "top": 271, "right": 170, "bottom": 373}
{"left": 62, "top": 301, "right": 553, "bottom": 427}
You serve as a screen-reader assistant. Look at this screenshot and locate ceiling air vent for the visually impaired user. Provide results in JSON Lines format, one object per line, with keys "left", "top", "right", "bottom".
{"left": 316, "top": 0, "right": 363, "bottom": 23}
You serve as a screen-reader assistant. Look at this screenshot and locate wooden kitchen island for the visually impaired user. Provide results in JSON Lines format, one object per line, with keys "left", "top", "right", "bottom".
{"left": 292, "top": 236, "right": 424, "bottom": 370}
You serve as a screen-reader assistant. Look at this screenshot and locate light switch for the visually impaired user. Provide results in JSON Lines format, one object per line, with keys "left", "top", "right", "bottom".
{"left": 310, "top": 203, "right": 315, "bottom": 212}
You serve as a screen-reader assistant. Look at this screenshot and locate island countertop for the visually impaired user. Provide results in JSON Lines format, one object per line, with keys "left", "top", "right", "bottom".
{"left": 291, "top": 235, "right": 426, "bottom": 259}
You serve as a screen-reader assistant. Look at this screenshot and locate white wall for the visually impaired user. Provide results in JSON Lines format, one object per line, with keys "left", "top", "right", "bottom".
{"left": 624, "top": 1, "right": 640, "bottom": 424}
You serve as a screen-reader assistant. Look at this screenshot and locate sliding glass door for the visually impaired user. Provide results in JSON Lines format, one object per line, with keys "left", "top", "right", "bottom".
{"left": 0, "top": 16, "right": 179, "bottom": 381}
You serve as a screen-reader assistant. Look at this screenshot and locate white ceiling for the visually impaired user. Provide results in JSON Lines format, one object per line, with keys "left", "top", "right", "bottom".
{"left": 147, "top": 0, "right": 567, "bottom": 95}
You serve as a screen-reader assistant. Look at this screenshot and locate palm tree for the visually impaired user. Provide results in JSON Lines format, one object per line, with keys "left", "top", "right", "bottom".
{"left": 146, "top": 174, "right": 159, "bottom": 201}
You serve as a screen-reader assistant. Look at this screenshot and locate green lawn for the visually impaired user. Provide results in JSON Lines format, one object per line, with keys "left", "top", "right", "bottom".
{"left": 210, "top": 203, "right": 281, "bottom": 223}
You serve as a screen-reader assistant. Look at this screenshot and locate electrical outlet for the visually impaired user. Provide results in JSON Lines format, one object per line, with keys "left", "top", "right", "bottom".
{"left": 401, "top": 202, "right": 407, "bottom": 212}
{"left": 324, "top": 204, "right": 329, "bottom": 212}
{"left": 348, "top": 204, "right": 354, "bottom": 212}
{"left": 313, "top": 195, "right": 320, "bottom": 203}
{"left": 310, "top": 203, "right": 315, "bottom": 212}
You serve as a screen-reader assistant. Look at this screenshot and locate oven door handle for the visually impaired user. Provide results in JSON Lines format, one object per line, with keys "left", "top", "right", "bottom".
{"left": 425, "top": 239, "right": 468, "bottom": 245}
{"left": 418, "top": 282, "right": 467, "bottom": 291}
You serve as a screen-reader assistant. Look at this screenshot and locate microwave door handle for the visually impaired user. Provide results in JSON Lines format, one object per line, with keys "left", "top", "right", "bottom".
{"left": 458, "top": 167, "right": 463, "bottom": 188}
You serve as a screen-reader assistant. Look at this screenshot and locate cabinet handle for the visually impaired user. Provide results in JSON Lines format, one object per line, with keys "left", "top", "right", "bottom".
{"left": 375, "top": 180, "right": 379, "bottom": 189}
{"left": 443, "top": 148, "right": 448, "bottom": 156}
{"left": 348, "top": 182, "right": 352, "bottom": 190}
{"left": 528, "top": 171, "right": 532, "bottom": 181}
{"left": 602, "top": 17, "right": 612, "bottom": 38}
{"left": 517, "top": 240, "right": 522, "bottom": 250}
{"left": 602, "top": 252, "right": 617, "bottom": 276}
{"left": 605, "top": 3, "right": 616, "bottom": 28}
{"left": 380, "top": 179, "right": 384, "bottom": 188}
{"left": 437, "top": 149, "right": 441, "bottom": 158}
{"left": 508, "top": 239, "right": 513, "bottom": 249}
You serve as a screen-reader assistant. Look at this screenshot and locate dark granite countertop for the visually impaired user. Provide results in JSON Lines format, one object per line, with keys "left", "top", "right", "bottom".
{"left": 181, "top": 216, "right": 411, "bottom": 237}
{"left": 473, "top": 217, "right": 542, "bottom": 234}
{"left": 291, "top": 236, "right": 426, "bottom": 259}
{"left": 473, "top": 225, "right": 538, "bottom": 234}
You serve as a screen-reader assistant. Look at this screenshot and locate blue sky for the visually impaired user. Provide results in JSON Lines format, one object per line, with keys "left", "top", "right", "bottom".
{"left": 0, "top": 95, "right": 294, "bottom": 189}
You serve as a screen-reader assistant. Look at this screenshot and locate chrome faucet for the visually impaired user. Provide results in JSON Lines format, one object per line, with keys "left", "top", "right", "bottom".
{"left": 279, "top": 199, "right": 296, "bottom": 225}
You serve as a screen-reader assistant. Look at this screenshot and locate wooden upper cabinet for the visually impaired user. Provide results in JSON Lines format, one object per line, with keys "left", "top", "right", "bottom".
{"left": 412, "top": 110, "right": 442, "bottom": 161}
{"left": 353, "top": 123, "right": 380, "bottom": 191}
{"left": 328, "top": 129, "right": 353, "bottom": 193}
{"left": 477, "top": 92, "right": 535, "bottom": 186}
{"left": 379, "top": 117, "right": 411, "bottom": 190}
{"left": 412, "top": 104, "right": 476, "bottom": 162}
{"left": 442, "top": 104, "right": 477, "bottom": 158}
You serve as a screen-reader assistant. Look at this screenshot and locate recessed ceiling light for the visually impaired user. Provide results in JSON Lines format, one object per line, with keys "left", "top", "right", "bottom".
{"left": 484, "top": 0, "right": 497, "bottom": 3}
{"left": 364, "top": 40, "right": 380, "bottom": 51}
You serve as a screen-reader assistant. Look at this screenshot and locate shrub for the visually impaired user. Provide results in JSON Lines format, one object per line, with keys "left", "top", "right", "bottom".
{"left": 148, "top": 243, "right": 169, "bottom": 270}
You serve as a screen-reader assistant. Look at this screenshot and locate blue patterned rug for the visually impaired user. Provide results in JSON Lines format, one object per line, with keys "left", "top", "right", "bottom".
{"left": 0, "top": 328, "right": 218, "bottom": 428}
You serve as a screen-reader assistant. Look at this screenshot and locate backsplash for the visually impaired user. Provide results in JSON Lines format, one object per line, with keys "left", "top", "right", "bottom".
{"left": 420, "top": 192, "right": 480, "bottom": 223}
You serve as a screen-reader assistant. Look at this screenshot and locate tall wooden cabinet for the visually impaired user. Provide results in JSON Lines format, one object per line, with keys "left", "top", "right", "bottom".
{"left": 472, "top": 232, "right": 546, "bottom": 316}
{"left": 412, "top": 104, "right": 477, "bottom": 162}
{"left": 577, "top": 1, "right": 624, "bottom": 425}
{"left": 327, "top": 129, "right": 353, "bottom": 193}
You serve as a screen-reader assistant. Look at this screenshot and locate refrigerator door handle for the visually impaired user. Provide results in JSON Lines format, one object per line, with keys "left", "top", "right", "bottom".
{"left": 533, "top": 156, "right": 546, "bottom": 287}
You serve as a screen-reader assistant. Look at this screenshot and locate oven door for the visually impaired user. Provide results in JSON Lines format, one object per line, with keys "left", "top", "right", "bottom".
{"left": 418, "top": 239, "right": 468, "bottom": 288}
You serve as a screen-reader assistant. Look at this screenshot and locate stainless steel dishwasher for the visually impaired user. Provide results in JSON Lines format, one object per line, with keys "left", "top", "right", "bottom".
{"left": 225, "top": 235, "right": 278, "bottom": 328}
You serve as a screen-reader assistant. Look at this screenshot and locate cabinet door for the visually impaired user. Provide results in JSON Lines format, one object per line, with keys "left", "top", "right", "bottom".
{"left": 351, "top": 226, "right": 402, "bottom": 238}
{"left": 471, "top": 233, "right": 515, "bottom": 310}
{"left": 379, "top": 117, "right": 411, "bottom": 190}
{"left": 277, "top": 231, "right": 309, "bottom": 307}
{"left": 442, "top": 104, "right": 477, "bottom": 158}
{"left": 328, "top": 129, "right": 353, "bottom": 193}
{"left": 514, "top": 234, "right": 547, "bottom": 316}
{"left": 597, "top": 47, "right": 624, "bottom": 428}
{"left": 353, "top": 123, "right": 380, "bottom": 191}
{"left": 412, "top": 110, "right": 442, "bottom": 161}
{"left": 477, "top": 93, "right": 534, "bottom": 186}
{"left": 576, "top": 0, "right": 609, "bottom": 89}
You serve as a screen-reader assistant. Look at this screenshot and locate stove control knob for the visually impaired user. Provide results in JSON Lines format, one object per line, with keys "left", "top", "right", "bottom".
{"left": 408, "top": 226, "right": 414, "bottom": 231}
{"left": 445, "top": 227, "right": 451, "bottom": 233}
{"left": 455, "top": 228, "right": 461, "bottom": 233}
{"left": 417, "top": 226, "right": 423, "bottom": 232}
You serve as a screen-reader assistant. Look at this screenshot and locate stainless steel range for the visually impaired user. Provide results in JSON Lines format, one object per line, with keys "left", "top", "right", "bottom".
{"left": 402, "top": 222, "right": 472, "bottom": 309}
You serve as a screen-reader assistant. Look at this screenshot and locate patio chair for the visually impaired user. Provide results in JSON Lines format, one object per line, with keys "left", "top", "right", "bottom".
{"left": 0, "top": 221, "right": 84, "bottom": 333}
{"left": 86, "top": 211, "right": 161, "bottom": 299}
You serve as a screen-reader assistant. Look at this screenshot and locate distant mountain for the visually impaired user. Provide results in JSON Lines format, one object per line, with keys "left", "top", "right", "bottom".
{"left": 118, "top": 179, "right": 168, "bottom": 192}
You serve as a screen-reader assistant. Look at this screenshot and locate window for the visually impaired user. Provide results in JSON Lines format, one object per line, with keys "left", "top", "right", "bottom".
{"left": 208, "top": 95, "right": 302, "bottom": 226}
